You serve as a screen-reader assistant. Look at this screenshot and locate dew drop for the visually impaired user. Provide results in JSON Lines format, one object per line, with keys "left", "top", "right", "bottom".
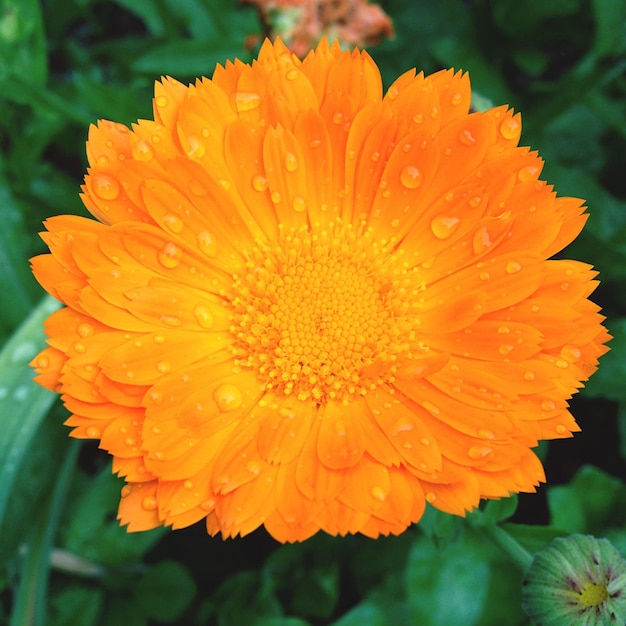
{"left": 77, "top": 323, "right": 94, "bottom": 337}
{"left": 246, "top": 460, "right": 262, "bottom": 475}
{"left": 185, "top": 135, "right": 206, "bottom": 159}
{"left": 555, "top": 359, "right": 569, "bottom": 369}
{"left": 35, "top": 354, "right": 49, "bottom": 369}
{"left": 472, "top": 226, "right": 492, "bottom": 254}
{"left": 234, "top": 92, "right": 261, "bottom": 112}
{"left": 459, "top": 129, "right": 476, "bottom": 145}
{"left": 286, "top": 68, "right": 299, "bottom": 81}
{"left": 420, "top": 437, "right": 430, "bottom": 446}
{"left": 73, "top": 341, "right": 86, "bottom": 354}
{"left": 426, "top": 492, "right": 437, "bottom": 503}
{"left": 183, "top": 480, "right": 194, "bottom": 490}
{"left": 155, "top": 95, "right": 168, "bottom": 108}
{"left": 153, "top": 334, "right": 166, "bottom": 344}
{"left": 371, "top": 150, "right": 381, "bottom": 162}
{"left": 284, "top": 151, "right": 298, "bottom": 172}
{"left": 310, "top": 138, "right": 321, "bottom": 148}
{"left": 387, "top": 85, "right": 399, "bottom": 99}
{"left": 469, "top": 446, "right": 492, "bottom": 459}
{"left": 252, "top": 174, "right": 268, "bottom": 192}
{"left": 92, "top": 173, "right": 120, "bottom": 200}
{"left": 560, "top": 345, "right": 581, "bottom": 362}
{"left": 124, "top": 437, "right": 136, "bottom": 447}
{"left": 413, "top": 113, "right": 424, "bottom": 124}
{"left": 133, "top": 138, "right": 154, "bottom": 161}
{"left": 213, "top": 384, "right": 243, "bottom": 412}
{"left": 292, "top": 196, "right": 306, "bottom": 212}
{"left": 162, "top": 214, "right": 183, "bottom": 233}
{"left": 390, "top": 218, "right": 400, "bottom": 228}
{"left": 200, "top": 499, "right": 215, "bottom": 511}
{"left": 158, "top": 242, "right": 182, "bottom": 269}
{"left": 524, "top": 370, "right": 535, "bottom": 381}
{"left": 518, "top": 165, "right": 540, "bottom": 182}
{"left": 400, "top": 165, "right": 421, "bottom": 189}
{"left": 85, "top": 426, "right": 101, "bottom": 438}
{"left": 451, "top": 92, "right": 463, "bottom": 105}
{"left": 468, "top": 196, "right": 482, "bottom": 208}
{"left": 506, "top": 260, "right": 522, "bottom": 274}
{"left": 156, "top": 361, "right": 171, "bottom": 374}
{"left": 430, "top": 215, "right": 460, "bottom": 239}
{"left": 332, "top": 112, "right": 343, "bottom": 125}
{"left": 121, "top": 485, "right": 132, "bottom": 498}
{"left": 541, "top": 399, "right": 556, "bottom": 411}
{"left": 371, "top": 486, "right": 386, "bottom": 502}
{"left": 555, "top": 424, "right": 567, "bottom": 434}
{"left": 498, "top": 344, "right": 514, "bottom": 356}
{"left": 193, "top": 305, "right": 214, "bottom": 329}
{"left": 500, "top": 116, "right": 521, "bottom": 141}
{"left": 160, "top": 314, "right": 182, "bottom": 327}
{"left": 271, "top": 191, "right": 281, "bottom": 204}
{"left": 218, "top": 179, "right": 231, "bottom": 191}
{"left": 142, "top": 496, "right": 158, "bottom": 511}
{"left": 422, "top": 401, "right": 440, "bottom": 415}
{"left": 478, "top": 429, "right": 496, "bottom": 440}
{"left": 197, "top": 231, "right": 217, "bottom": 257}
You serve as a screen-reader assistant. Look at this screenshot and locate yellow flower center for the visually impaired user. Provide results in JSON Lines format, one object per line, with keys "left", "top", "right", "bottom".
{"left": 230, "top": 221, "right": 418, "bottom": 403}
{"left": 579, "top": 582, "right": 609, "bottom": 607}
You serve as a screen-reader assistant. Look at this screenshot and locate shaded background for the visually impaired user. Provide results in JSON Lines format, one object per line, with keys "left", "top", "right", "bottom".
{"left": 1, "top": 1, "right": 625, "bottom": 624}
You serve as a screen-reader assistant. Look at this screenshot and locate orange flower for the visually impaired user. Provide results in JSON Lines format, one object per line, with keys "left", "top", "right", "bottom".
{"left": 31, "top": 38, "right": 609, "bottom": 542}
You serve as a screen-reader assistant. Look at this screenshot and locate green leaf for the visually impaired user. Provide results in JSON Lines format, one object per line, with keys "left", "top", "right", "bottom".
{"left": 592, "top": 0, "right": 626, "bottom": 57}
{"left": 0, "top": 174, "right": 40, "bottom": 335}
{"left": 49, "top": 585, "right": 104, "bottom": 626}
{"left": 130, "top": 39, "right": 249, "bottom": 79}
{"left": 405, "top": 534, "right": 489, "bottom": 625}
{"left": 0, "top": 295, "right": 59, "bottom": 532}
{"left": 60, "top": 464, "right": 165, "bottom": 567}
{"left": 547, "top": 465, "right": 626, "bottom": 534}
{"left": 471, "top": 495, "right": 519, "bottom": 526}
{"left": 583, "top": 318, "right": 626, "bottom": 401}
{"left": 134, "top": 560, "right": 196, "bottom": 623}
{"left": 330, "top": 603, "right": 387, "bottom": 626}
{"left": 0, "top": 0, "right": 47, "bottom": 84}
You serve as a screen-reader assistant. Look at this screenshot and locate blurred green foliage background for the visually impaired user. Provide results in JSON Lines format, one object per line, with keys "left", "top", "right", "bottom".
{"left": 0, "top": 0, "right": 625, "bottom": 624}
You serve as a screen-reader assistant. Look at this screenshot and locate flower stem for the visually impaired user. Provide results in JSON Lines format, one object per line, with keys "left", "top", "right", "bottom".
{"left": 479, "top": 523, "right": 534, "bottom": 572}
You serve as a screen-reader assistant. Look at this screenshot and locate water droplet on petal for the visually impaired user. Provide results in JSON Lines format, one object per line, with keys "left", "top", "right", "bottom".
{"left": 420, "top": 437, "right": 430, "bottom": 446}
{"left": 469, "top": 446, "right": 492, "bottom": 459}
{"left": 292, "top": 196, "right": 306, "bottom": 212}
{"left": 498, "top": 344, "right": 514, "bottom": 356}
{"left": 193, "top": 305, "right": 214, "bottom": 329}
{"left": 506, "top": 261, "right": 522, "bottom": 274}
{"left": 156, "top": 361, "right": 171, "bottom": 374}
{"left": 518, "top": 165, "right": 540, "bottom": 182}
{"left": 426, "top": 492, "right": 437, "bottom": 503}
{"left": 213, "top": 384, "right": 243, "bottom": 412}
{"left": 400, "top": 165, "right": 422, "bottom": 189}
{"left": 162, "top": 214, "right": 183, "bottom": 233}
{"left": 185, "top": 135, "right": 206, "bottom": 159}
{"left": 560, "top": 345, "right": 581, "bottom": 362}
{"left": 468, "top": 196, "right": 481, "bottom": 208}
{"left": 371, "top": 151, "right": 381, "bottom": 162}
{"left": 284, "top": 152, "right": 298, "bottom": 172}
{"left": 155, "top": 95, "right": 168, "bottom": 108}
{"left": 160, "top": 314, "right": 182, "bottom": 327}
{"left": 472, "top": 226, "right": 492, "bottom": 253}
{"left": 332, "top": 112, "right": 343, "bottom": 125}
{"left": 77, "top": 323, "right": 94, "bottom": 337}
{"left": 142, "top": 496, "right": 158, "bottom": 511}
{"left": 451, "top": 92, "right": 463, "bottom": 105}
{"left": 500, "top": 116, "right": 521, "bottom": 141}
{"left": 158, "top": 242, "right": 182, "bottom": 268}
{"left": 133, "top": 138, "right": 154, "bottom": 161}
{"left": 121, "top": 485, "right": 133, "bottom": 498}
{"left": 541, "top": 399, "right": 556, "bottom": 411}
{"left": 246, "top": 460, "right": 262, "bottom": 475}
{"left": 252, "top": 175, "right": 268, "bottom": 192}
{"left": 371, "top": 486, "right": 386, "bottom": 502}
{"left": 286, "top": 68, "right": 299, "bottom": 81}
{"left": 200, "top": 499, "right": 215, "bottom": 511}
{"left": 271, "top": 191, "right": 281, "bottom": 204}
{"left": 459, "top": 129, "right": 476, "bottom": 145}
{"left": 85, "top": 426, "right": 101, "bottom": 438}
{"left": 422, "top": 401, "right": 440, "bottom": 415}
{"left": 197, "top": 231, "right": 217, "bottom": 257}
{"left": 36, "top": 354, "right": 49, "bottom": 369}
{"left": 74, "top": 342, "right": 86, "bottom": 354}
{"left": 478, "top": 429, "right": 495, "bottom": 440}
{"left": 92, "top": 173, "right": 120, "bottom": 200}
{"left": 479, "top": 271, "right": 490, "bottom": 281}
{"left": 430, "top": 216, "right": 460, "bottom": 239}
{"left": 555, "top": 424, "right": 567, "bottom": 434}
{"left": 234, "top": 92, "right": 261, "bottom": 112}
{"left": 333, "top": 421, "right": 347, "bottom": 437}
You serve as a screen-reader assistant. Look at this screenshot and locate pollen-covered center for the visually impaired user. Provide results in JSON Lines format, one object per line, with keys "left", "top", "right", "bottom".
{"left": 230, "top": 222, "right": 414, "bottom": 403}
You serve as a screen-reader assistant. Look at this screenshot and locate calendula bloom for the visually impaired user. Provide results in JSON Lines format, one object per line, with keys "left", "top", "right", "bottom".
{"left": 522, "top": 534, "right": 626, "bottom": 625}
{"left": 31, "top": 38, "right": 609, "bottom": 542}
{"left": 244, "top": 0, "right": 393, "bottom": 58}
